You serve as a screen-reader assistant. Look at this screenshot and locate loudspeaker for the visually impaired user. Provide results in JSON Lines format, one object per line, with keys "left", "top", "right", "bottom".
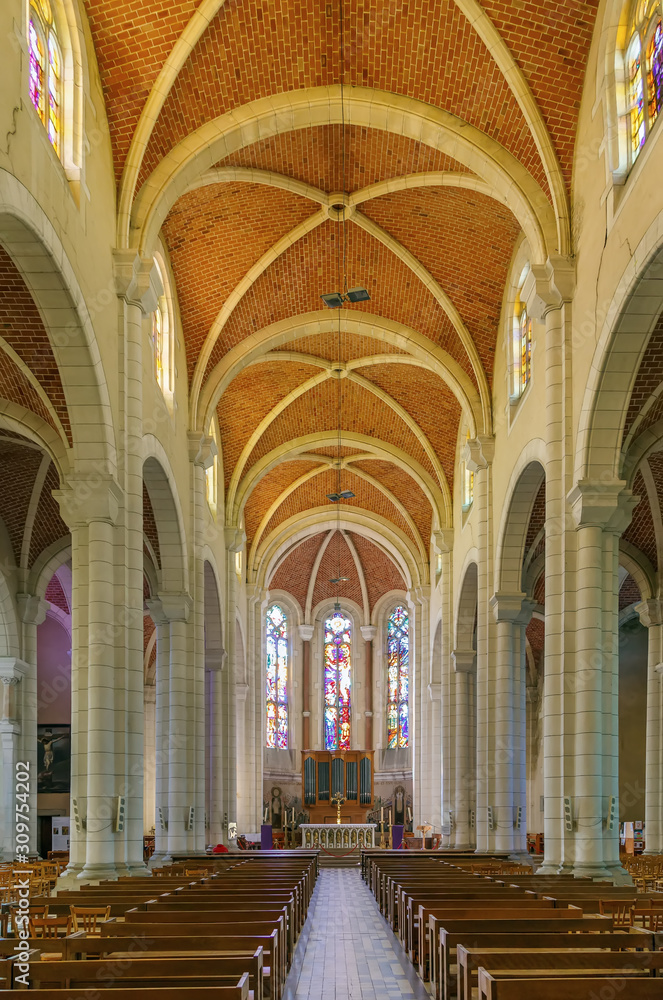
{"left": 186, "top": 806, "right": 195, "bottom": 831}
{"left": 563, "top": 796, "right": 574, "bottom": 833}
{"left": 72, "top": 798, "right": 85, "bottom": 832}
{"left": 487, "top": 805, "right": 495, "bottom": 831}
{"left": 469, "top": 809, "right": 475, "bottom": 829}
{"left": 513, "top": 805, "right": 522, "bottom": 830}
{"left": 157, "top": 806, "right": 167, "bottom": 831}
{"left": 448, "top": 810, "right": 454, "bottom": 830}
{"left": 606, "top": 795, "right": 617, "bottom": 831}
{"left": 114, "top": 795, "right": 126, "bottom": 833}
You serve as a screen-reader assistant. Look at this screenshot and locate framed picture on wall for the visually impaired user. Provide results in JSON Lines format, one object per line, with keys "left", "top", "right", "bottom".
{"left": 37, "top": 725, "right": 71, "bottom": 793}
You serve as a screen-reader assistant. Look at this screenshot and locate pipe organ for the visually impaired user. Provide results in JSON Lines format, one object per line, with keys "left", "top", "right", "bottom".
{"left": 302, "top": 750, "right": 374, "bottom": 823}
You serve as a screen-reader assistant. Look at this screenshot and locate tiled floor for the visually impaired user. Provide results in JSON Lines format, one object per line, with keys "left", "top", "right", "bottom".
{"left": 284, "top": 868, "right": 430, "bottom": 999}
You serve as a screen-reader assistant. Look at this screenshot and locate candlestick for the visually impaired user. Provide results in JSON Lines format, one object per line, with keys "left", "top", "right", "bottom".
{"left": 381, "top": 806, "right": 384, "bottom": 822}
{"left": 389, "top": 810, "right": 392, "bottom": 825}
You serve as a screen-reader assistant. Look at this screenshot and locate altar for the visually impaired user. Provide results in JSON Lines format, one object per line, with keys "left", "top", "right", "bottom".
{"left": 300, "top": 823, "right": 377, "bottom": 849}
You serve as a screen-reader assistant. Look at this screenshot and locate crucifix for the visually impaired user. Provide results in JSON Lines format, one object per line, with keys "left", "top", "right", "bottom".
{"left": 331, "top": 792, "right": 346, "bottom": 825}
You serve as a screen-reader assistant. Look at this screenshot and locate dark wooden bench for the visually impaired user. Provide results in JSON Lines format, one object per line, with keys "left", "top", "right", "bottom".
{"left": 478, "top": 969, "right": 663, "bottom": 1000}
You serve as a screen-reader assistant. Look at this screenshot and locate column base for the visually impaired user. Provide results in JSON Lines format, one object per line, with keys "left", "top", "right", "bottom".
{"left": 508, "top": 851, "right": 533, "bottom": 865}
{"left": 77, "top": 863, "right": 120, "bottom": 881}
{"left": 126, "top": 862, "right": 151, "bottom": 876}
{"left": 605, "top": 863, "right": 634, "bottom": 886}
{"left": 571, "top": 861, "right": 613, "bottom": 881}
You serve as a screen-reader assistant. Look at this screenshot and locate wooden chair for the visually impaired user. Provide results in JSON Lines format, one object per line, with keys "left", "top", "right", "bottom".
{"left": 69, "top": 904, "right": 111, "bottom": 934}
{"left": 29, "top": 915, "right": 72, "bottom": 937}
{"left": 598, "top": 899, "right": 637, "bottom": 926}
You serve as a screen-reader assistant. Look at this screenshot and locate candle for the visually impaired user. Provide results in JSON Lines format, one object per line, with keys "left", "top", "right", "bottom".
{"left": 264, "top": 807, "right": 268, "bottom": 822}
{"left": 381, "top": 806, "right": 384, "bottom": 822}
{"left": 292, "top": 808, "right": 295, "bottom": 824}
{"left": 407, "top": 807, "right": 412, "bottom": 822}
{"left": 389, "top": 810, "right": 392, "bottom": 825}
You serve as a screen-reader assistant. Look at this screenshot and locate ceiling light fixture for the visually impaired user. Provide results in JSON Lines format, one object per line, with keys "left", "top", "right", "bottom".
{"left": 326, "top": 489, "right": 355, "bottom": 503}
{"left": 320, "top": 286, "right": 370, "bottom": 308}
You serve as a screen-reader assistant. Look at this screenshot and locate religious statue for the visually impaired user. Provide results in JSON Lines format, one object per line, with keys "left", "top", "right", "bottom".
{"left": 331, "top": 791, "right": 346, "bottom": 824}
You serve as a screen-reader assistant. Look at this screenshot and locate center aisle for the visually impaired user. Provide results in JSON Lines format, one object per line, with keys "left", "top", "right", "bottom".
{"left": 284, "top": 868, "right": 431, "bottom": 1000}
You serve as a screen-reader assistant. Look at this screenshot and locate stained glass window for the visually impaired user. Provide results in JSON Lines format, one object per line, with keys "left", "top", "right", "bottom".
{"left": 152, "top": 256, "right": 173, "bottom": 399}
{"left": 266, "top": 605, "right": 288, "bottom": 749}
{"left": 29, "top": 1, "right": 61, "bottom": 158}
{"left": 387, "top": 606, "right": 409, "bottom": 748}
{"left": 626, "top": 2, "right": 663, "bottom": 166}
{"left": 512, "top": 274, "right": 532, "bottom": 399}
{"left": 324, "top": 611, "right": 352, "bottom": 751}
{"left": 462, "top": 431, "right": 474, "bottom": 509}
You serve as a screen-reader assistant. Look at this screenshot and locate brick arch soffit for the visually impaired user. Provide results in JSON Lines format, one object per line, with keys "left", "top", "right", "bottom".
{"left": 236, "top": 430, "right": 447, "bottom": 534}
{"left": 0, "top": 568, "right": 19, "bottom": 658}
{"left": 455, "top": 559, "right": 478, "bottom": 651}
{"left": 142, "top": 455, "right": 188, "bottom": 594}
{"left": 576, "top": 208, "right": 663, "bottom": 483}
{"left": 200, "top": 313, "right": 483, "bottom": 446}
{"left": 257, "top": 516, "right": 420, "bottom": 595}
{"left": 618, "top": 543, "right": 655, "bottom": 602}
{"left": 0, "top": 173, "right": 116, "bottom": 474}
{"left": 495, "top": 453, "right": 546, "bottom": 596}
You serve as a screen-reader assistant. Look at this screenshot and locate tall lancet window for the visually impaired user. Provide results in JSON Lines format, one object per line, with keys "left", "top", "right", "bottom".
{"left": 29, "top": 0, "right": 62, "bottom": 157}
{"left": 324, "top": 611, "right": 352, "bottom": 750}
{"left": 387, "top": 606, "right": 409, "bottom": 748}
{"left": 626, "top": 0, "right": 663, "bottom": 165}
{"left": 266, "top": 605, "right": 288, "bottom": 748}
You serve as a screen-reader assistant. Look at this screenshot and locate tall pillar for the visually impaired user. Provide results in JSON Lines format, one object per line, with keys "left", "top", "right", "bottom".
{"left": 360, "top": 625, "right": 376, "bottom": 749}
{"left": 523, "top": 257, "right": 574, "bottom": 874}
{"left": 0, "top": 659, "right": 29, "bottom": 860}
{"left": 464, "top": 435, "right": 494, "bottom": 852}
{"left": 223, "top": 528, "right": 245, "bottom": 841}
{"left": 434, "top": 531, "right": 454, "bottom": 846}
{"left": 299, "top": 625, "right": 315, "bottom": 749}
{"left": 567, "top": 481, "right": 637, "bottom": 879}
{"left": 143, "top": 685, "right": 156, "bottom": 839}
{"left": 411, "top": 587, "right": 435, "bottom": 830}
{"left": 637, "top": 599, "right": 663, "bottom": 855}
{"left": 206, "top": 648, "right": 226, "bottom": 846}
{"left": 452, "top": 649, "right": 476, "bottom": 850}
{"left": 146, "top": 600, "right": 170, "bottom": 866}
{"left": 17, "top": 593, "right": 49, "bottom": 857}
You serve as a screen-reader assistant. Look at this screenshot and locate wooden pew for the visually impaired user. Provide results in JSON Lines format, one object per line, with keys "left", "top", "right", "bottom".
{"left": 459, "top": 945, "right": 663, "bottom": 1000}
{"left": 477, "top": 970, "right": 663, "bottom": 1000}
{"left": 11, "top": 986, "right": 248, "bottom": 1000}
{"left": 19, "top": 956, "right": 255, "bottom": 994}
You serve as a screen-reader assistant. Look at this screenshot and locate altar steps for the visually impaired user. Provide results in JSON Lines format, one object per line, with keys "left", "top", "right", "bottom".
{"left": 318, "top": 848, "right": 362, "bottom": 868}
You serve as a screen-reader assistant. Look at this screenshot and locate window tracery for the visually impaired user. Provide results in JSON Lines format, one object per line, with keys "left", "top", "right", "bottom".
{"left": 29, "top": 0, "right": 62, "bottom": 157}
{"left": 386, "top": 605, "right": 409, "bottom": 748}
{"left": 266, "top": 604, "right": 288, "bottom": 749}
{"left": 324, "top": 611, "right": 352, "bottom": 750}
{"left": 152, "top": 255, "right": 174, "bottom": 402}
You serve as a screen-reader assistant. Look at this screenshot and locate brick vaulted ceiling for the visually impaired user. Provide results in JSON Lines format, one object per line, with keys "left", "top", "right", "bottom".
{"left": 87, "top": 0, "right": 601, "bottom": 596}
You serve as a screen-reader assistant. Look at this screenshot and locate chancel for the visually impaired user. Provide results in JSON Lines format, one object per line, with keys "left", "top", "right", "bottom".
{"left": 3, "top": 0, "right": 663, "bottom": 995}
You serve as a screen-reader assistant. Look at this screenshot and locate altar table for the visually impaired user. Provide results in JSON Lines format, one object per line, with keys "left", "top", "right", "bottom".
{"left": 299, "top": 823, "right": 377, "bottom": 848}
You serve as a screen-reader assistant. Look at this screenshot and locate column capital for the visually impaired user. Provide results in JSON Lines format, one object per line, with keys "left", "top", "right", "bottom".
{"left": 147, "top": 593, "right": 192, "bottom": 624}
{"left": 143, "top": 684, "right": 156, "bottom": 705}
{"left": 567, "top": 479, "right": 638, "bottom": 534}
{"left": 16, "top": 593, "right": 49, "bottom": 625}
{"left": 452, "top": 648, "right": 476, "bottom": 673}
{"left": 236, "top": 682, "right": 250, "bottom": 703}
{"left": 522, "top": 255, "right": 575, "bottom": 320}
{"left": 225, "top": 527, "right": 246, "bottom": 553}
{"left": 54, "top": 475, "right": 123, "bottom": 529}
{"left": 463, "top": 435, "right": 494, "bottom": 473}
{"left": 205, "top": 648, "right": 227, "bottom": 671}
{"left": 0, "top": 657, "right": 29, "bottom": 682}
{"left": 431, "top": 529, "right": 453, "bottom": 554}
{"left": 360, "top": 625, "right": 377, "bottom": 642}
{"left": 490, "top": 592, "right": 536, "bottom": 626}
{"left": 298, "top": 624, "right": 315, "bottom": 642}
{"left": 188, "top": 432, "right": 216, "bottom": 469}
{"left": 428, "top": 682, "right": 442, "bottom": 702}
{"left": 408, "top": 585, "right": 431, "bottom": 607}
{"left": 636, "top": 599, "right": 663, "bottom": 628}
{"left": 112, "top": 249, "right": 159, "bottom": 314}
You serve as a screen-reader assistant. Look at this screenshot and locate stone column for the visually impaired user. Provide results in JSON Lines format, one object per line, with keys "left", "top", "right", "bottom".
{"left": 567, "top": 481, "right": 637, "bottom": 879}
{"left": 299, "top": 625, "right": 314, "bottom": 749}
{"left": 0, "top": 660, "right": 29, "bottom": 860}
{"left": 452, "top": 649, "right": 476, "bottom": 850}
{"left": 146, "top": 599, "right": 170, "bottom": 866}
{"left": 464, "top": 435, "right": 494, "bottom": 853}
{"left": 16, "top": 593, "right": 49, "bottom": 857}
{"left": 410, "top": 588, "right": 433, "bottom": 830}
{"left": 143, "top": 684, "right": 156, "bottom": 839}
{"left": 223, "top": 528, "right": 245, "bottom": 841}
{"left": 434, "top": 531, "right": 454, "bottom": 846}
{"left": 523, "top": 257, "right": 574, "bottom": 874}
{"left": 637, "top": 599, "right": 663, "bottom": 855}
{"left": 243, "top": 585, "right": 264, "bottom": 834}
{"left": 160, "top": 594, "right": 195, "bottom": 857}
{"left": 360, "top": 625, "right": 376, "bottom": 749}
{"left": 206, "top": 648, "right": 226, "bottom": 846}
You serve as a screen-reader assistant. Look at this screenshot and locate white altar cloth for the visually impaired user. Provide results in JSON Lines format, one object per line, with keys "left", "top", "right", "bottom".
{"left": 300, "top": 823, "right": 376, "bottom": 848}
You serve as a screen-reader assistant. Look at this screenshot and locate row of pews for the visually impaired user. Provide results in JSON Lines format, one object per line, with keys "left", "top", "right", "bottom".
{"left": 362, "top": 850, "right": 663, "bottom": 1000}
{"left": 0, "top": 851, "right": 318, "bottom": 998}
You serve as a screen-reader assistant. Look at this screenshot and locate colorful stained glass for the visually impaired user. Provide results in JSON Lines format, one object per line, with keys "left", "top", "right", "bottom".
{"left": 324, "top": 612, "right": 352, "bottom": 750}
{"left": 387, "top": 606, "right": 409, "bottom": 749}
{"left": 630, "top": 37, "right": 646, "bottom": 158}
{"left": 519, "top": 305, "right": 532, "bottom": 390}
{"left": 648, "top": 21, "right": 663, "bottom": 127}
{"left": 266, "top": 604, "right": 288, "bottom": 748}
{"left": 29, "top": 4, "right": 61, "bottom": 157}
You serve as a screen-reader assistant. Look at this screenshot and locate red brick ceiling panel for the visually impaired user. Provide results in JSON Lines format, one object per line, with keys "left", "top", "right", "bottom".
{"left": 311, "top": 530, "right": 363, "bottom": 611}
{"left": 357, "top": 362, "right": 461, "bottom": 488}
{"left": 243, "top": 377, "right": 436, "bottom": 480}
{"left": 162, "top": 184, "right": 316, "bottom": 380}
{"left": 261, "top": 467, "right": 415, "bottom": 544}
{"left": 143, "top": 568, "right": 153, "bottom": 600}
{"left": 646, "top": 450, "right": 663, "bottom": 539}
{"left": 269, "top": 531, "right": 327, "bottom": 610}
{"left": 533, "top": 571, "right": 545, "bottom": 606}
{"left": 623, "top": 312, "right": 663, "bottom": 439}
{"left": 526, "top": 615, "right": 544, "bottom": 669}
{"left": 629, "top": 391, "right": 663, "bottom": 446}
{"left": 243, "top": 459, "right": 322, "bottom": 545}
{"left": 29, "top": 461, "right": 67, "bottom": 568}
{"left": 219, "top": 361, "right": 322, "bottom": 488}
{"left": 623, "top": 470, "right": 658, "bottom": 571}
{"left": 85, "top": 0, "right": 199, "bottom": 183}
{"left": 45, "top": 574, "right": 69, "bottom": 614}
{"left": 285, "top": 331, "right": 407, "bottom": 363}
{"left": 619, "top": 573, "right": 642, "bottom": 612}
{"left": 351, "top": 458, "right": 432, "bottom": 544}
{"left": 361, "top": 187, "right": 521, "bottom": 382}
{"left": 479, "top": 0, "right": 601, "bottom": 190}
{"left": 204, "top": 222, "right": 467, "bottom": 382}
{"left": 143, "top": 482, "right": 161, "bottom": 567}
{"left": 143, "top": 612, "right": 155, "bottom": 653}
{"left": 0, "top": 245, "right": 72, "bottom": 443}
{"left": 219, "top": 126, "right": 472, "bottom": 193}
{"left": 348, "top": 531, "right": 406, "bottom": 610}
{"left": 139, "top": 1, "right": 546, "bottom": 191}
{"left": 524, "top": 479, "right": 546, "bottom": 555}
{"left": 0, "top": 442, "right": 42, "bottom": 564}
{"left": 313, "top": 446, "right": 363, "bottom": 458}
